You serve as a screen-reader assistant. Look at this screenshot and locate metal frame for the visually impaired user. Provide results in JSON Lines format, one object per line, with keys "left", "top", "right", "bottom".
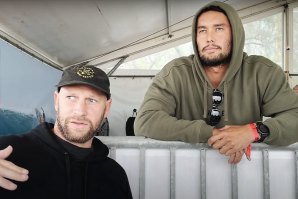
{"left": 99, "top": 136, "right": 298, "bottom": 199}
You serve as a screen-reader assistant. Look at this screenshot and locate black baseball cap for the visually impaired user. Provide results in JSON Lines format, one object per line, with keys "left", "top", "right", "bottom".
{"left": 56, "top": 65, "right": 111, "bottom": 99}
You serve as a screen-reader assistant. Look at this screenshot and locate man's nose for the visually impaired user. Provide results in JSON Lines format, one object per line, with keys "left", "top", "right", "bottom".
{"left": 73, "top": 100, "right": 87, "bottom": 116}
{"left": 206, "top": 31, "right": 215, "bottom": 43}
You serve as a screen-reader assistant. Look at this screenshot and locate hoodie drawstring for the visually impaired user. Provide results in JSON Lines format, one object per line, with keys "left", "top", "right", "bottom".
{"left": 203, "top": 81, "right": 208, "bottom": 119}
{"left": 64, "top": 152, "right": 72, "bottom": 199}
{"left": 83, "top": 163, "right": 89, "bottom": 199}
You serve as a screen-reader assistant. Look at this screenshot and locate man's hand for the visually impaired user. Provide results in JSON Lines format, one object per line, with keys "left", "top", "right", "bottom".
{"left": 208, "top": 125, "right": 255, "bottom": 156}
{"left": 0, "top": 146, "right": 29, "bottom": 190}
{"left": 227, "top": 150, "right": 245, "bottom": 164}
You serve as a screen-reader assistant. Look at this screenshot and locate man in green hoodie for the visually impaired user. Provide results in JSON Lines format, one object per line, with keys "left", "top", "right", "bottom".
{"left": 134, "top": 1, "right": 298, "bottom": 164}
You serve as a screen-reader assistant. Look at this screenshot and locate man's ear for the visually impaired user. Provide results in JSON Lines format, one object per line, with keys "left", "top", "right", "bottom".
{"left": 54, "top": 91, "right": 59, "bottom": 112}
{"left": 104, "top": 98, "right": 112, "bottom": 118}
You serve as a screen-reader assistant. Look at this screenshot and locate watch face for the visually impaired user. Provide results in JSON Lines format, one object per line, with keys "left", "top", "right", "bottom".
{"left": 259, "top": 124, "right": 269, "bottom": 134}
{"left": 256, "top": 122, "right": 270, "bottom": 142}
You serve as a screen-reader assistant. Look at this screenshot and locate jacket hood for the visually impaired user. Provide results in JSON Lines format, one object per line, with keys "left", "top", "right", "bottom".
{"left": 29, "top": 123, "right": 121, "bottom": 199}
{"left": 192, "top": 1, "right": 245, "bottom": 85}
{"left": 191, "top": 1, "right": 245, "bottom": 122}
{"left": 32, "top": 123, "right": 109, "bottom": 161}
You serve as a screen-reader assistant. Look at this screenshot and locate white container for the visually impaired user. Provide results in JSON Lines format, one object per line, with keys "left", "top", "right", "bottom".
{"left": 99, "top": 136, "right": 298, "bottom": 199}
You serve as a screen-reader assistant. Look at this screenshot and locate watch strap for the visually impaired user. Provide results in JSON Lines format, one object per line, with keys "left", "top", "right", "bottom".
{"left": 256, "top": 122, "right": 270, "bottom": 142}
{"left": 249, "top": 123, "right": 260, "bottom": 142}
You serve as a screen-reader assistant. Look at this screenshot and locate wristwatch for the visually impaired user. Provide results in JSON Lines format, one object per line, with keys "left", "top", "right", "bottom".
{"left": 255, "top": 122, "right": 270, "bottom": 142}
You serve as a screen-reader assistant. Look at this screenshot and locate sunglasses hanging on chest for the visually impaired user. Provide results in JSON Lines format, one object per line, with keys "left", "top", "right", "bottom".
{"left": 207, "top": 89, "right": 224, "bottom": 126}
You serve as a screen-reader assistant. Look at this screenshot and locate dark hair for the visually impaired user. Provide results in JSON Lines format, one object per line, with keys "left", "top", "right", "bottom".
{"left": 198, "top": 5, "right": 228, "bottom": 19}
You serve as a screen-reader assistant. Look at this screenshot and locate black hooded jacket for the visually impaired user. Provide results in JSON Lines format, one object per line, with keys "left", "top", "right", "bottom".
{"left": 0, "top": 123, "right": 132, "bottom": 199}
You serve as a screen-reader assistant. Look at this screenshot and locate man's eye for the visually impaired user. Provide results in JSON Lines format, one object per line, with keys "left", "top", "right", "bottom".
{"left": 88, "top": 98, "right": 98, "bottom": 103}
{"left": 66, "top": 96, "right": 76, "bottom": 100}
{"left": 198, "top": 29, "right": 206, "bottom": 33}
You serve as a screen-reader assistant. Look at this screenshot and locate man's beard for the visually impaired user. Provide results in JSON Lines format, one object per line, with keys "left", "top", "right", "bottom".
{"left": 199, "top": 44, "right": 232, "bottom": 67}
{"left": 56, "top": 110, "right": 103, "bottom": 144}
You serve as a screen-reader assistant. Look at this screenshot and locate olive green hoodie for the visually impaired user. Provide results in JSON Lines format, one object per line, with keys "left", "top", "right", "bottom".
{"left": 134, "top": 1, "right": 298, "bottom": 145}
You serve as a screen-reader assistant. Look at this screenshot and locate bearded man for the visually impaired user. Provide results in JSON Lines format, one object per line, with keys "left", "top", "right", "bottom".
{"left": 134, "top": 1, "right": 298, "bottom": 164}
{"left": 0, "top": 65, "right": 132, "bottom": 199}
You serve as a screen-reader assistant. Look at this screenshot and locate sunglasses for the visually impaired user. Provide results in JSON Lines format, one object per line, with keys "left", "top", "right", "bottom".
{"left": 207, "top": 89, "right": 223, "bottom": 126}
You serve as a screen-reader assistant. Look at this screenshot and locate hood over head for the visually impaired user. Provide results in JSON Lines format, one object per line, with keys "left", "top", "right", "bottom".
{"left": 191, "top": 1, "right": 245, "bottom": 122}
{"left": 192, "top": 1, "right": 245, "bottom": 85}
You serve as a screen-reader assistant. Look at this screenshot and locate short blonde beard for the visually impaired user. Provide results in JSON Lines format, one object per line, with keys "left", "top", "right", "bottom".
{"left": 56, "top": 107, "right": 104, "bottom": 144}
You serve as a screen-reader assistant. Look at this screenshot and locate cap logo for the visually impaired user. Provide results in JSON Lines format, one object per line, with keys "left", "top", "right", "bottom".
{"left": 76, "top": 66, "right": 95, "bottom": 78}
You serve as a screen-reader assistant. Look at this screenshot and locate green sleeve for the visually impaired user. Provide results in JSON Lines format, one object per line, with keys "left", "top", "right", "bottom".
{"left": 134, "top": 74, "right": 213, "bottom": 143}
{"left": 261, "top": 66, "right": 298, "bottom": 145}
